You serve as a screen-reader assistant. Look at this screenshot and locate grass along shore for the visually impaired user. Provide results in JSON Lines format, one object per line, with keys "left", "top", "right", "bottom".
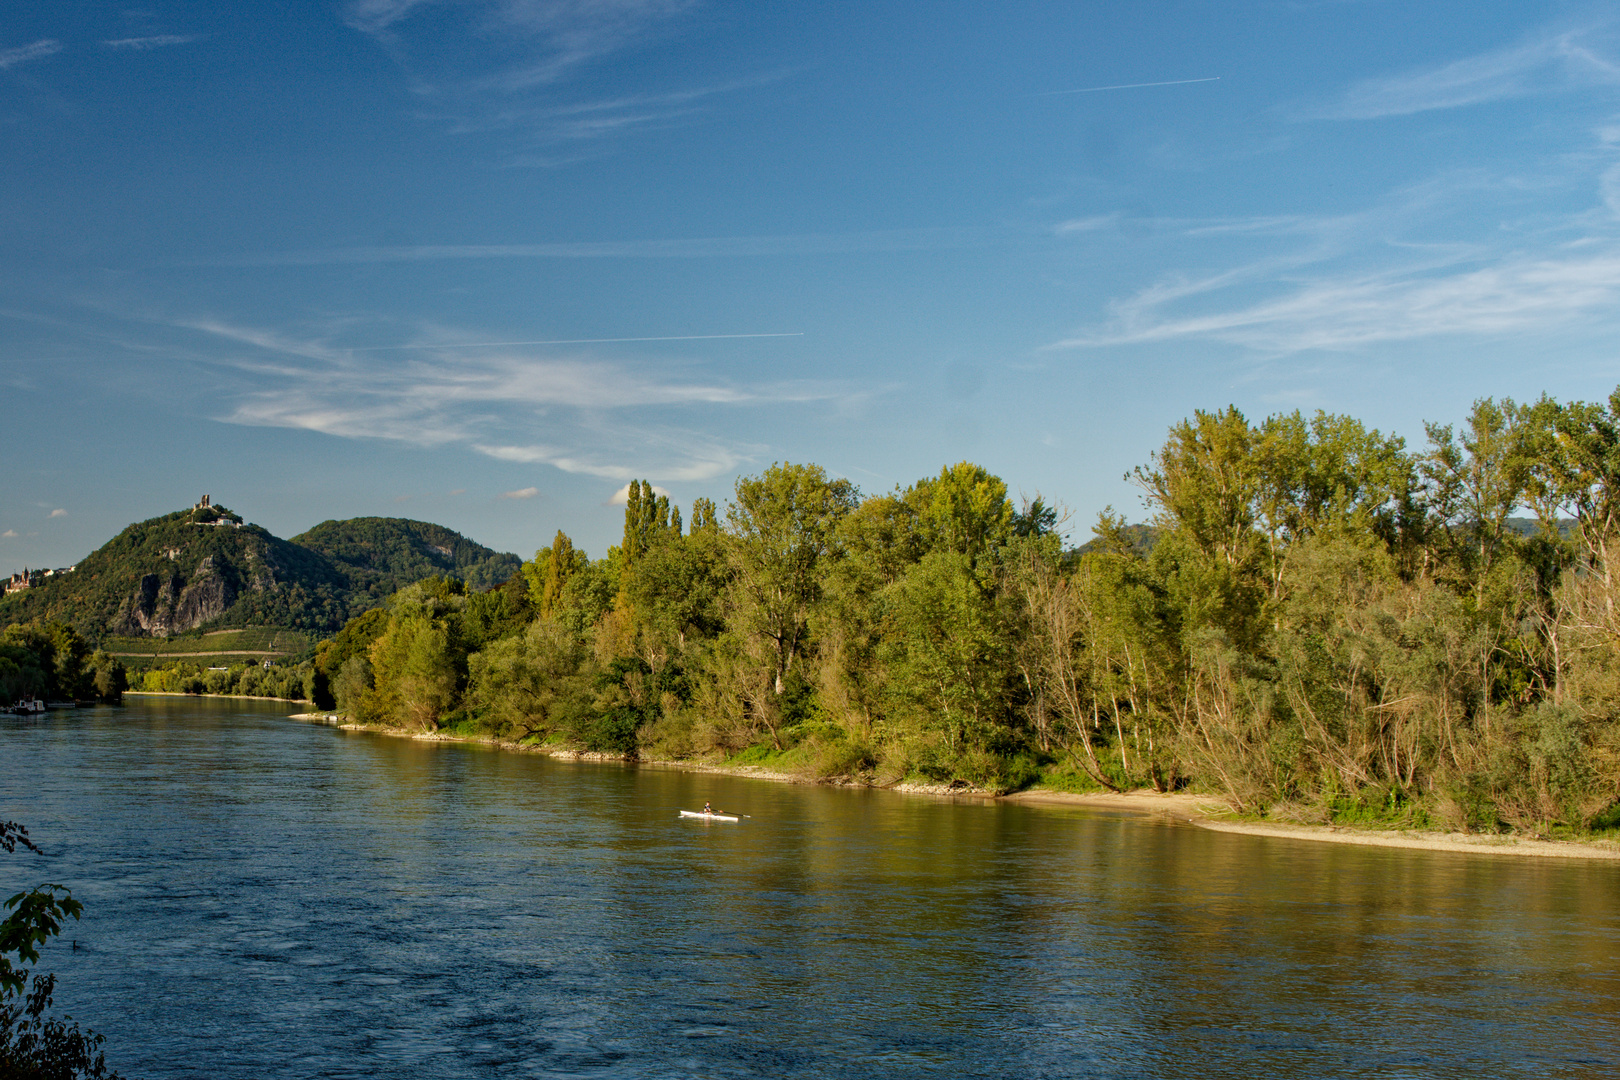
{"left": 288, "top": 711, "right": 1620, "bottom": 861}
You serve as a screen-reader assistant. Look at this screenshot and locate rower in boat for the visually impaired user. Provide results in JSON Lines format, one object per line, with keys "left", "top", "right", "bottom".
{"left": 679, "top": 806, "right": 740, "bottom": 821}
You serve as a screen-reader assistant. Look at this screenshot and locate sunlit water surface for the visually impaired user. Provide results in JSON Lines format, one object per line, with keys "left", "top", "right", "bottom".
{"left": 3, "top": 697, "right": 1618, "bottom": 1078}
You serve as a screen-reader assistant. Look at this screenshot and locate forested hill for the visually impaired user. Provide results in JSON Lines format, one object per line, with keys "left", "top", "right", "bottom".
{"left": 291, "top": 518, "right": 522, "bottom": 603}
{"left": 0, "top": 506, "right": 519, "bottom": 640}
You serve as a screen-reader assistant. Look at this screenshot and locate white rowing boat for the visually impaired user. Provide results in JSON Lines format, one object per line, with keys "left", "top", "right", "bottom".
{"left": 679, "top": 810, "right": 740, "bottom": 822}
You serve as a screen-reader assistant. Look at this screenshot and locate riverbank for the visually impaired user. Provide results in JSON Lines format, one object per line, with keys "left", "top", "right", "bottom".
{"left": 1197, "top": 818, "right": 1620, "bottom": 860}
{"left": 290, "top": 713, "right": 933, "bottom": 792}
{"left": 288, "top": 712, "right": 1620, "bottom": 860}
{"left": 1006, "top": 788, "right": 1620, "bottom": 859}
{"left": 1004, "top": 787, "right": 1231, "bottom": 818}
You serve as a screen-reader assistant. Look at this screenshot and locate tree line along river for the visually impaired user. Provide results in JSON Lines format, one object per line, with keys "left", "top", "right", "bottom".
{"left": 3, "top": 696, "right": 1618, "bottom": 1079}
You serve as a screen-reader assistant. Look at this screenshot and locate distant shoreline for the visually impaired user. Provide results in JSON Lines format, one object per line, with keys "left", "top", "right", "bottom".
{"left": 287, "top": 712, "right": 1620, "bottom": 861}
{"left": 128, "top": 690, "right": 311, "bottom": 704}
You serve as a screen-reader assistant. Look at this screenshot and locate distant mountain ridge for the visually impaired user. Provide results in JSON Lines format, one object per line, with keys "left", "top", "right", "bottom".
{"left": 292, "top": 517, "right": 521, "bottom": 603}
{"left": 0, "top": 503, "right": 521, "bottom": 641}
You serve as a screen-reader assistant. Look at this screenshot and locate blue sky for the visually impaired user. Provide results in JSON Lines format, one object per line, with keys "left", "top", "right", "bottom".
{"left": 5, "top": 1, "right": 1620, "bottom": 567}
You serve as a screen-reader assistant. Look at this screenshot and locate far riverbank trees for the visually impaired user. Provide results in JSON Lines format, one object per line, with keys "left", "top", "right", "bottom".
{"left": 298, "top": 389, "right": 1620, "bottom": 835}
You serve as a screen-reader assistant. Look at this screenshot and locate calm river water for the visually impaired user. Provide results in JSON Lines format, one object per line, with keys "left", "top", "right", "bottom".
{"left": 3, "top": 696, "right": 1618, "bottom": 1079}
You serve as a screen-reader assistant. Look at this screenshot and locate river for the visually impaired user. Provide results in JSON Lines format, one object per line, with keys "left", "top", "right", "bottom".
{"left": 3, "top": 696, "right": 1618, "bottom": 1078}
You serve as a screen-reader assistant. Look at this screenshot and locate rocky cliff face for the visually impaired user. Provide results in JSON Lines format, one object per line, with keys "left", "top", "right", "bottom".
{"left": 117, "top": 572, "right": 177, "bottom": 635}
{"left": 115, "top": 555, "right": 241, "bottom": 636}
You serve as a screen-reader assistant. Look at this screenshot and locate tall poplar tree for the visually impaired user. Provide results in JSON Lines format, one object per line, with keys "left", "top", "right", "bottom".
{"left": 539, "top": 530, "right": 576, "bottom": 618}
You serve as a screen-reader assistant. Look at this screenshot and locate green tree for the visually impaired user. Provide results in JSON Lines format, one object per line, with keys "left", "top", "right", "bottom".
{"left": 815, "top": 491, "right": 928, "bottom": 739}
{"left": 727, "top": 463, "right": 857, "bottom": 703}
{"left": 469, "top": 618, "right": 590, "bottom": 739}
{"left": 333, "top": 654, "right": 373, "bottom": 718}
{"left": 87, "top": 653, "right": 126, "bottom": 704}
{"left": 690, "top": 497, "right": 719, "bottom": 533}
{"left": 630, "top": 525, "right": 729, "bottom": 650}
{"left": 363, "top": 577, "right": 469, "bottom": 730}
{"left": 913, "top": 462, "right": 1014, "bottom": 570}
{"left": 884, "top": 550, "right": 1019, "bottom": 780}
{"left": 538, "top": 531, "right": 579, "bottom": 618}
{"left": 1421, "top": 398, "right": 1531, "bottom": 596}
{"left": 1, "top": 822, "right": 123, "bottom": 1079}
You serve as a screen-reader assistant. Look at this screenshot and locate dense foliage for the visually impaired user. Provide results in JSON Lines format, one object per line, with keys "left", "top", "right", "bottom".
{"left": 134, "top": 660, "right": 313, "bottom": 703}
{"left": 0, "top": 625, "right": 125, "bottom": 706}
{"left": 319, "top": 395, "right": 1620, "bottom": 835}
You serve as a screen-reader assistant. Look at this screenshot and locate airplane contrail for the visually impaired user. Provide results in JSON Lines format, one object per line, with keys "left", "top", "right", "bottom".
{"left": 355, "top": 332, "right": 804, "bottom": 351}
{"left": 1043, "top": 76, "right": 1221, "bottom": 96}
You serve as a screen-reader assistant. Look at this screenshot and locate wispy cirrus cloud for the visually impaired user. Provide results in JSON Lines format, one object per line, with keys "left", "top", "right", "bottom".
{"left": 0, "top": 39, "right": 61, "bottom": 70}
{"left": 103, "top": 35, "right": 199, "bottom": 50}
{"left": 462, "top": 0, "right": 695, "bottom": 90}
{"left": 1057, "top": 247, "right": 1620, "bottom": 353}
{"left": 477, "top": 434, "right": 746, "bottom": 481}
{"left": 1051, "top": 141, "right": 1620, "bottom": 356}
{"left": 500, "top": 486, "right": 540, "bottom": 499}
{"left": 343, "top": 0, "right": 433, "bottom": 35}
{"left": 342, "top": 0, "right": 737, "bottom": 145}
{"left": 1303, "top": 24, "right": 1620, "bottom": 120}
{"left": 197, "top": 227, "right": 986, "bottom": 268}
{"left": 434, "top": 72, "right": 787, "bottom": 143}
{"left": 1053, "top": 214, "right": 1121, "bottom": 235}
{"left": 169, "top": 316, "right": 823, "bottom": 482}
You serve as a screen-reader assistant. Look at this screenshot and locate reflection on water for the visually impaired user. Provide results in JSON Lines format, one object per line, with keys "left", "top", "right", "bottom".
{"left": 3, "top": 697, "right": 1618, "bottom": 1078}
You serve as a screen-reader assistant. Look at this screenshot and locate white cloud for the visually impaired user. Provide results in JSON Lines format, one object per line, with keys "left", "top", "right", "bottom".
{"left": 169, "top": 316, "right": 796, "bottom": 482}
{"left": 0, "top": 529, "right": 16, "bottom": 538}
{"left": 473, "top": 431, "right": 745, "bottom": 482}
{"left": 48, "top": 509, "right": 66, "bottom": 518}
{"left": 1306, "top": 26, "right": 1620, "bottom": 120}
{"left": 103, "top": 35, "right": 198, "bottom": 50}
{"left": 0, "top": 39, "right": 61, "bottom": 70}
{"left": 475, "top": 443, "right": 623, "bottom": 478}
{"left": 608, "top": 482, "right": 670, "bottom": 505}
{"left": 1054, "top": 214, "right": 1120, "bottom": 235}
{"left": 500, "top": 486, "right": 540, "bottom": 499}
{"left": 1057, "top": 248, "right": 1620, "bottom": 354}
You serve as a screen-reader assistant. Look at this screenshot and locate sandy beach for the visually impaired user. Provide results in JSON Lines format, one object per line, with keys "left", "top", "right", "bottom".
{"left": 1005, "top": 787, "right": 1620, "bottom": 861}
{"left": 1195, "top": 819, "right": 1620, "bottom": 860}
